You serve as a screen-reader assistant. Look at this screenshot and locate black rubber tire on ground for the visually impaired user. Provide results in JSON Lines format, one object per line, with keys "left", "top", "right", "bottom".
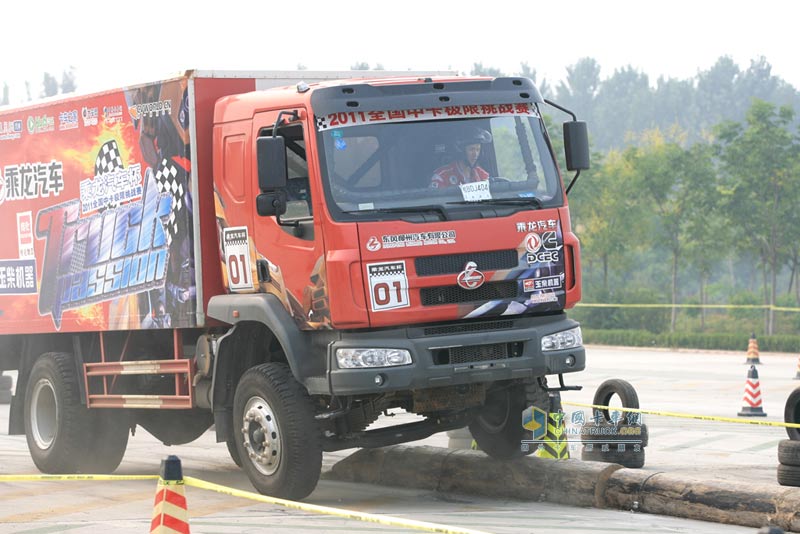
{"left": 469, "top": 380, "right": 549, "bottom": 460}
{"left": 137, "top": 409, "right": 214, "bottom": 446}
{"left": 233, "top": 363, "right": 322, "bottom": 500}
{"left": 777, "top": 464, "right": 800, "bottom": 487}
{"left": 24, "top": 352, "right": 93, "bottom": 473}
{"left": 785, "top": 387, "right": 800, "bottom": 441}
{"left": 226, "top": 436, "right": 243, "bottom": 467}
{"left": 224, "top": 411, "right": 243, "bottom": 468}
{"left": 778, "top": 439, "right": 800, "bottom": 467}
{"left": 593, "top": 379, "right": 640, "bottom": 424}
{"left": 79, "top": 409, "right": 131, "bottom": 473}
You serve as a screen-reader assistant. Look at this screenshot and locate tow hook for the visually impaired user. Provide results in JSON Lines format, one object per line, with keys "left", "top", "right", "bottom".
{"left": 540, "top": 374, "right": 582, "bottom": 392}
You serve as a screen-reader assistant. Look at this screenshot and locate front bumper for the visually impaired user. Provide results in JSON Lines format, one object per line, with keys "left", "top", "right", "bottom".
{"left": 327, "top": 313, "right": 584, "bottom": 395}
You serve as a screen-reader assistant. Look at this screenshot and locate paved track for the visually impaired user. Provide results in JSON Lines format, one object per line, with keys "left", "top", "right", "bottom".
{"left": 1, "top": 344, "right": 792, "bottom": 533}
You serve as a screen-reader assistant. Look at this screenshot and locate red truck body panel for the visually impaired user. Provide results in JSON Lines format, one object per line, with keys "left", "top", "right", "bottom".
{"left": 0, "top": 73, "right": 272, "bottom": 334}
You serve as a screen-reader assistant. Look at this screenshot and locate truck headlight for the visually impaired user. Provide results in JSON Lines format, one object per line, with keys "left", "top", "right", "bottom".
{"left": 541, "top": 327, "right": 583, "bottom": 352}
{"left": 336, "top": 348, "right": 413, "bottom": 368}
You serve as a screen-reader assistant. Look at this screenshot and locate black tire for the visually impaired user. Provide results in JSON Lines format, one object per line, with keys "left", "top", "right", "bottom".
{"left": 785, "top": 387, "right": 800, "bottom": 441}
{"left": 138, "top": 409, "right": 214, "bottom": 445}
{"left": 24, "top": 352, "right": 93, "bottom": 473}
{"left": 233, "top": 363, "right": 322, "bottom": 500}
{"left": 469, "top": 380, "right": 549, "bottom": 460}
{"left": 593, "top": 379, "right": 640, "bottom": 424}
{"left": 777, "top": 464, "right": 800, "bottom": 487}
{"left": 778, "top": 439, "right": 800, "bottom": 467}
{"left": 79, "top": 410, "right": 130, "bottom": 473}
{"left": 226, "top": 436, "right": 243, "bottom": 467}
{"left": 224, "top": 410, "right": 243, "bottom": 468}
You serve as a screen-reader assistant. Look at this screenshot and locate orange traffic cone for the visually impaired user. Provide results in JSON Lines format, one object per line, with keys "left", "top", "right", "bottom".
{"left": 744, "top": 333, "right": 761, "bottom": 365}
{"left": 738, "top": 365, "right": 767, "bottom": 417}
{"left": 151, "top": 455, "right": 190, "bottom": 534}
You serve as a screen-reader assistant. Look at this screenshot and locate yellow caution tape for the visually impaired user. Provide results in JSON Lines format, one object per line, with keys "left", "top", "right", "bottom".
{"left": 0, "top": 472, "right": 489, "bottom": 533}
{"left": 184, "top": 476, "right": 490, "bottom": 534}
{"left": 563, "top": 401, "right": 800, "bottom": 428}
{"left": 0, "top": 474, "right": 158, "bottom": 482}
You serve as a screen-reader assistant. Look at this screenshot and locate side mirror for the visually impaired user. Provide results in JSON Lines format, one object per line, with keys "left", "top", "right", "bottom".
{"left": 256, "top": 191, "right": 287, "bottom": 217}
{"left": 256, "top": 136, "right": 288, "bottom": 191}
{"left": 563, "top": 121, "right": 590, "bottom": 171}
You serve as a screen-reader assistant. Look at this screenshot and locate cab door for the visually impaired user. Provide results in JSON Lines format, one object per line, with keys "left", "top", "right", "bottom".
{"left": 249, "top": 109, "right": 329, "bottom": 329}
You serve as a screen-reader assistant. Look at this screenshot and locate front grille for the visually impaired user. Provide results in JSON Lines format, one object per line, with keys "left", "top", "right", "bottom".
{"left": 415, "top": 250, "right": 518, "bottom": 276}
{"left": 424, "top": 320, "right": 514, "bottom": 336}
{"left": 431, "top": 341, "right": 524, "bottom": 365}
{"left": 451, "top": 343, "right": 508, "bottom": 364}
{"left": 421, "top": 281, "right": 517, "bottom": 306}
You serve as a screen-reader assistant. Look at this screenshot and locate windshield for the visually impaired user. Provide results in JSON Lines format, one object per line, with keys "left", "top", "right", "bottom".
{"left": 317, "top": 108, "right": 561, "bottom": 221}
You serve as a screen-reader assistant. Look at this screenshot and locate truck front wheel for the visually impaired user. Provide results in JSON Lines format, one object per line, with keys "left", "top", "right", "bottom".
{"left": 469, "top": 380, "right": 549, "bottom": 460}
{"left": 24, "top": 352, "right": 92, "bottom": 473}
{"left": 233, "top": 363, "right": 322, "bottom": 500}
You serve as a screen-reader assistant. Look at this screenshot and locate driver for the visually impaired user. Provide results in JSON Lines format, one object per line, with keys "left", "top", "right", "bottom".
{"left": 430, "top": 127, "right": 492, "bottom": 189}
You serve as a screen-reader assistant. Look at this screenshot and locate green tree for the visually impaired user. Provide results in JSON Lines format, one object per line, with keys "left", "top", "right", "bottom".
{"left": 570, "top": 149, "right": 649, "bottom": 293}
{"left": 470, "top": 63, "right": 504, "bottom": 77}
{"left": 715, "top": 99, "right": 800, "bottom": 334}
{"left": 42, "top": 72, "right": 59, "bottom": 98}
{"left": 554, "top": 57, "right": 600, "bottom": 125}
{"left": 593, "top": 66, "right": 652, "bottom": 151}
{"left": 350, "top": 62, "right": 370, "bottom": 70}
{"left": 61, "top": 67, "right": 77, "bottom": 93}
{"left": 628, "top": 130, "right": 693, "bottom": 332}
{"left": 682, "top": 142, "right": 728, "bottom": 330}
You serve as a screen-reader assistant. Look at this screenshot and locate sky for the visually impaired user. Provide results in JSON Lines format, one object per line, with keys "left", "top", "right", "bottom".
{"left": 2, "top": 0, "right": 798, "bottom": 104}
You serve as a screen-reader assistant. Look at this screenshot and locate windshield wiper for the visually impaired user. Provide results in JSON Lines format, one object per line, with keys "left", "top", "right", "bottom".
{"left": 342, "top": 205, "right": 449, "bottom": 220}
{"left": 447, "top": 197, "right": 543, "bottom": 209}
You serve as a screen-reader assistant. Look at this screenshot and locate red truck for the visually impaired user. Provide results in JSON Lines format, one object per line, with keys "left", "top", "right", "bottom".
{"left": 0, "top": 70, "right": 589, "bottom": 499}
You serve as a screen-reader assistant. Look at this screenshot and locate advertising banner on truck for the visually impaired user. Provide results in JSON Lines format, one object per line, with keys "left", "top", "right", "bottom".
{"left": 0, "top": 78, "right": 198, "bottom": 334}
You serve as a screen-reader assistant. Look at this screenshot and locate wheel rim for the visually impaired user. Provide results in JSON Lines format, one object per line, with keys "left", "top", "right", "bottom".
{"left": 30, "top": 378, "right": 58, "bottom": 450}
{"left": 241, "top": 395, "right": 282, "bottom": 476}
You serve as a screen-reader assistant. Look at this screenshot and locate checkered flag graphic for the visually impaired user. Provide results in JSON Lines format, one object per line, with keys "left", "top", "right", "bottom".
{"left": 315, "top": 115, "right": 328, "bottom": 131}
{"left": 94, "top": 140, "right": 123, "bottom": 176}
{"left": 155, "top": 158, "right": 187, "bottom": 242}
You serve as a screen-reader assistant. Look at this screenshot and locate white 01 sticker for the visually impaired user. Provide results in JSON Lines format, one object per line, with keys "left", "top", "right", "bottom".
{"left": 223, "top": 226, "right": 253, "bottom": 291}
{"left": 367, "top": 261, "right": 410, "bottom": 312}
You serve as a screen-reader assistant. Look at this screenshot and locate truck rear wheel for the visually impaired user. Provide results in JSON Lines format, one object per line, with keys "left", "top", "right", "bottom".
{"left": 233, "top": 363, "right": 322, "bottom": 500}
{"left": 24, "top": 352, "right": 92, "bottom": 473}
{"left": 79, "top": 410, "right": 130, "bottom": 473}
{"left": 469, "top": 380, "right": 549, "bottom": 460}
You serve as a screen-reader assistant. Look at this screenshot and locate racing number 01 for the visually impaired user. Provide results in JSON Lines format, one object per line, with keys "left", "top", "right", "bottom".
{"left": 223, "top": 227, "right": 253, "bottom": 291}
{"left": 367, "top": 261, "right": 410, "bottom": 311}
{"left": 228, "top": 254, "right": 248, "bottom": 286}
{"left": 373, "top": 280, "right": 402, "bottom": 306}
